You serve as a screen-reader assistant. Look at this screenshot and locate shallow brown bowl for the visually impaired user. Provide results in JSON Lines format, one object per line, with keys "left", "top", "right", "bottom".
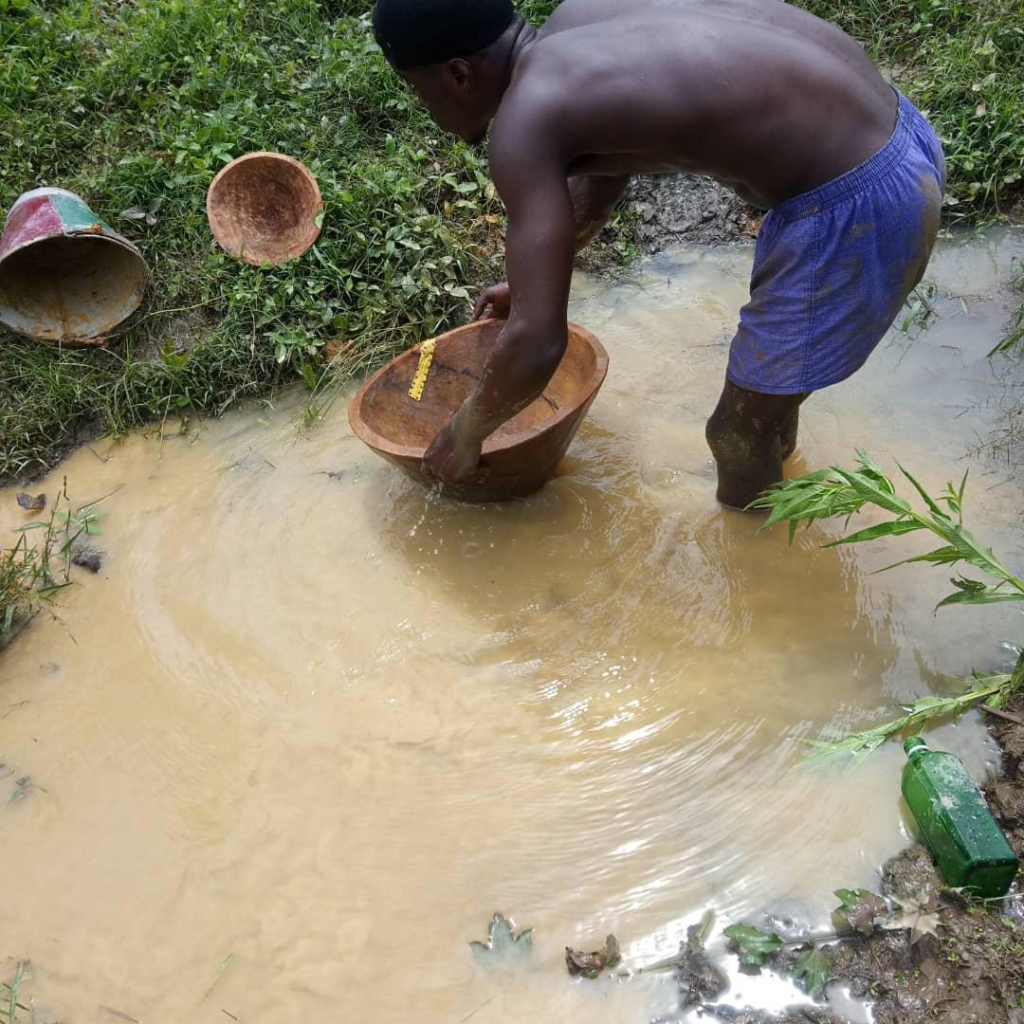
{"left": 349, "top": 319, "right": 609, "bottom": 502}
{"left": 206, "top": 152, "right": 322, "bottom": 266}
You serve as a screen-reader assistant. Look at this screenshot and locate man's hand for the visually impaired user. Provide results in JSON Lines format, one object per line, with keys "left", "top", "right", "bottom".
{"left": 423, "top": 417, "right": 484, "bottom": 484}
{"left": 473, "top": 282, "right": 512, "bottom": 321}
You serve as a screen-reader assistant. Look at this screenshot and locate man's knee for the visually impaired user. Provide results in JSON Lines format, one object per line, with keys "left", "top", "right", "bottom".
{"left": 705, "top": 407, "right": 767, "bottom": 468}
{"left": 705, "top": 383, "right": 781, "bottom": 467}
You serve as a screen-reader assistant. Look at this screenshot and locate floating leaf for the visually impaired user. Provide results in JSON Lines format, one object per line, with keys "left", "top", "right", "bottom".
{"left": 792, "top": 946, "right": 833, "bottom": 999}
{"left": 15, "top": 493, "right": 45, "bottom": 512}
{"left": 469, "top": 913, "right": 533, "bottom": 967}
{"left": 100, "top": 1006, "right": 141, "bottom": 1023}
{"left": 565, "top": 934, "right": 621, "bottom": 979}
{"left": 723, "top": 924, "right": 783, "bottom": 968}
{"left": 833, "top": 888, "right": 888, "bottom": 936}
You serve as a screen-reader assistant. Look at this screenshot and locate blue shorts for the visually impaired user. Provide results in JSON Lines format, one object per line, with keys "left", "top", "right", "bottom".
{"left": 727, "top": 90, "right": 946, "bottom": 395}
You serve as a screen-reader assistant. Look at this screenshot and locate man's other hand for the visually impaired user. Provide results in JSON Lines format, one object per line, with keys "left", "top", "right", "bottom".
{"left": 473, "top": 282, "right": 512, "bottom": 320}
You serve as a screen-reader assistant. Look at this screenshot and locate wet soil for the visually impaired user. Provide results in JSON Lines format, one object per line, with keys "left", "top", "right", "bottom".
{"left": 704, "top": 694, "right": 1024, "bottom": 1024}
{"left": 627, "top": 174, "right": 761, "bottom": 251}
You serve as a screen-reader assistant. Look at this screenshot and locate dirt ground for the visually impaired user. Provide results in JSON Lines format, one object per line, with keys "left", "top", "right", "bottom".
{"left": 684, "top": 694, "right": 1024, "bottom": 1024}
{"left": 627, "top": 174, "right": 761, "bottom": 250}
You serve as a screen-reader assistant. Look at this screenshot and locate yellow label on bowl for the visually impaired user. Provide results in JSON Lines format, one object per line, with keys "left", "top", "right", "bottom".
{"left": 408, "top": 339, "right": 436, "bottom": 401}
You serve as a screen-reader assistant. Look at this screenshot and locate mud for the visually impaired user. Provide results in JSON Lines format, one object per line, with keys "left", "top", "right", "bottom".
{"left": 628, "top": 174, "right": 761, "bottom": 250}
{"left": 684, "top": 691, "right": 1024, "bottom": 1024}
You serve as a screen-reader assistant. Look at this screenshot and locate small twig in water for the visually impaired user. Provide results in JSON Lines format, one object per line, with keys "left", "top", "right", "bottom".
{"left": 460, "top": 991, "right": 500, "bottom": 1022}
{"left": 201, "top": 954, "right": 234, "bottom": 1004}
{"left": 76, "top": 484, "right": 123, "bottom": 516}
{"left": 99, "top": 1005, "right": 140, "bottom": 1023}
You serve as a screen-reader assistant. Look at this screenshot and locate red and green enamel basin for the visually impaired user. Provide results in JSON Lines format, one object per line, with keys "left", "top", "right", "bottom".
{"left": 0, "top": 187, "right": 149, "bottom": 344}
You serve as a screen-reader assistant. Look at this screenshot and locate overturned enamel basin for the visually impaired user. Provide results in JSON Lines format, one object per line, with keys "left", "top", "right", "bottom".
{"left": 0, "top": 188, "right": 149, "bottom": 344}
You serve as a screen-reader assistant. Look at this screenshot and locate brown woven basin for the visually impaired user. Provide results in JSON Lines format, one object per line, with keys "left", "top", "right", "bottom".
{"left": 349, "top": 319, "right": 609, "bottom": 502}
{"left": 206, "top": 152, "right": 322, "bottom": 266}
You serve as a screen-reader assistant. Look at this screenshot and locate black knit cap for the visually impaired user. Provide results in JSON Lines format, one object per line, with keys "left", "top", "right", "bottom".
{"left": 373, "top": 0, "right": 517, "bottom": 70}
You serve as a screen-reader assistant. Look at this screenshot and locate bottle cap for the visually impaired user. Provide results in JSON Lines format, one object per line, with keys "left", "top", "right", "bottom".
{"left": 904, "top": 735, "right": 929, "bottom": 755}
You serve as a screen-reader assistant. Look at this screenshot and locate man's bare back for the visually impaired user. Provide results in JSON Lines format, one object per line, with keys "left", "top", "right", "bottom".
{"left": 498, "top": 0, "right": 896, "bottom": 209}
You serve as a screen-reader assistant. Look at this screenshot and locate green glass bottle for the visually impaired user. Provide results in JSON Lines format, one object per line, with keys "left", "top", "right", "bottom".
{"left": 901, "top": 736, "right": 1018, "bottom": 898}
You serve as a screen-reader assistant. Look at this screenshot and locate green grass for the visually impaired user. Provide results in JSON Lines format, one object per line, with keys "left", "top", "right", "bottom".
{"left": 0, "top": 0, "right": 515, "bottom": 479}
{"left": 801, "top": 0, "right": 1024, "bottom": 216}
{"left": 0, "top": 483, "right": 106, "bottom": 647}
{"left": 993, "top": 265, "right": 1024, "bottom": 354}
{"left": 0, "top": 0, "right": 1021, "bottom": 482}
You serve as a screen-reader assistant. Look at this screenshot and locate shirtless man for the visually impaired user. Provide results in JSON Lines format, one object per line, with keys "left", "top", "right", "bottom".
{"left": 372, "top": 0, "right": 945, "bottom": 508}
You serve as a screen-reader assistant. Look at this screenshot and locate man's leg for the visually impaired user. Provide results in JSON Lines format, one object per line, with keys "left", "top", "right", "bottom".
{"left": 778, "top": 402, "right": 803, "bottom": 461}
{"left": 705, "top": 379, "right": 809, "bottom": 509}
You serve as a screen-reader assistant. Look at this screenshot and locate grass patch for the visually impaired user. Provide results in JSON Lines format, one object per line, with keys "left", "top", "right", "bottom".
{"left": 0, "top": 0, "right": 1021, "bottom": 482}
{"left": 0, "top": 483, "right": 105, "bottom": 647}
{"left": 801, "top": 0, "right": 1024, "bottom": 216}
{"left": 0, "top": 0, "right": 517, "bottom": 479}
{"left": 993, "top": 263, "right": 1024, "bottom": 354}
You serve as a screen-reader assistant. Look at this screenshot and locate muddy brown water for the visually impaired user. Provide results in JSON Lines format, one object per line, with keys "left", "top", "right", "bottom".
{"left": 1, "top": 230, "right": 1022, "bottom": 1023}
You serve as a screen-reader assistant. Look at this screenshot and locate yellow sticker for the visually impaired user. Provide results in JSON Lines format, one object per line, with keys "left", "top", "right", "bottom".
{"left": 408, "top": 339, "right": 436, "bottom": 401}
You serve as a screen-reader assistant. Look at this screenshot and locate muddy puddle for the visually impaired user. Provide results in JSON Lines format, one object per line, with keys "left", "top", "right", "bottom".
{"left": 1, "top": 229, "right": 1022, "bottom": 1024}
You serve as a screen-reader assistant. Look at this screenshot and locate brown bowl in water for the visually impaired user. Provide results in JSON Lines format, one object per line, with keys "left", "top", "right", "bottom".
{"left": 348, "top": 319, "right": 609, "bottom": 502}
{"left": 206, "top": 152, "right": 322, "bottom": 266}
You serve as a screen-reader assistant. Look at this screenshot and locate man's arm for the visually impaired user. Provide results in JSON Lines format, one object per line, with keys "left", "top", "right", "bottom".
{"left": 472, "top": 173, "right": 628, "bottom": 321}
{"left": 423, "top": 122, "right": 576, "bottom": 482}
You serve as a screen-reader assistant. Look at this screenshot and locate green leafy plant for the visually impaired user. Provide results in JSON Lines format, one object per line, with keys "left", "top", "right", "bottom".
{"left": 752, "top": 452, "right": 1024, "bottom": 762}
{"left": 792, "top": 946, "right": 833, "bottom": 999}
{"left": 723, "top": 924, "right": 785, "bottom": 968}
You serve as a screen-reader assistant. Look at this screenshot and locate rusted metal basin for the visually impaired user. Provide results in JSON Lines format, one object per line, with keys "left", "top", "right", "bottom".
{"left": 0, "top": 188, "right": 149, "bottom": 344}
{"left": 349, "top": 319, "right": 609, "bottom": 502}
{"left": 206, "top": 152, "right": 323, "bottom": 266}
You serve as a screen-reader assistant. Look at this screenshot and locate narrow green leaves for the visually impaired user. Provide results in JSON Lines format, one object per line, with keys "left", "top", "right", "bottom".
{"left": 826, "top": 519, "right": 924, "bottom": 547}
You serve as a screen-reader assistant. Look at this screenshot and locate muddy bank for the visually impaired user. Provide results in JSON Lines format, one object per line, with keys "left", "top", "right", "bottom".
{"left": 624, "top": 172, "right": 1024, "bottom": 256}
{"left": 628, "top": 174, "right": 760, "bottom": 251}
{"left": 696, "top": 694, "right": 1024, "bottom": 1024}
